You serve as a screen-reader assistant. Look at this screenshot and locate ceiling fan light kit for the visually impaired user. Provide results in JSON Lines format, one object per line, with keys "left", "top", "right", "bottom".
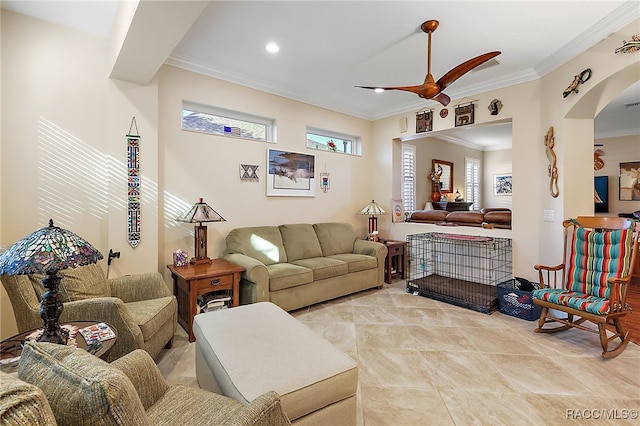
{"left": 356, "top": 20, "right": 501, "bottom": 107}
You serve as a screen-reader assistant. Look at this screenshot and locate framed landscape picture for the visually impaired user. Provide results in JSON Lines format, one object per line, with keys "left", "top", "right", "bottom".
{"left": 267, "top": 149, "right": 316, "bottom": 196}
{"left": 619, "top": 162, "right": 640, "bottom": 201}
{"left": 494, "top": 174, "right": 512, "bottom": 196}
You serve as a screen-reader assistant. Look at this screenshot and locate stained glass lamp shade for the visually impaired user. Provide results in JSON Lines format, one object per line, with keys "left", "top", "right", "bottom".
{"left": 359, "top": 200, "right": 387, "bottom": 235}
{"left": 176, "top": 198, "right": 226, "bottom": 265}
{"left": 0, "top": 219, "right": 103, "bottom": 344}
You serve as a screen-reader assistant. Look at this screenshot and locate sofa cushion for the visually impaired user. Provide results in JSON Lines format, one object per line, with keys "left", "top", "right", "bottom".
{"left": 327, "top": 253, "right": 378, "bottom": 273}
{"left": 483, "top": 210, "right": 511, "bottom": 226}
{"left": 28, "top": 263, "right": 111, "bottom": 302}
{"left": 125, "top": 296, "right": 176, "bottom": 341}
{"left": 313, "top": 223, "right": 357, "bottom": 256}
{"left": 226, "top": 226, "right": 287, "bottom": 266}
{"left": 58, "top": 264, "right": 111, "bottom": 301}
{"left": 291, "top": 257, "right": 348, "bottom": 280}
{"left": 445, "top": 211, "right": 484, "bottom": 225}
{"left": 18, "top": 342, "right": 148, "bottom": 426}
{"left": 279, "top": 224, "right": 323, "bottom": 262}
{"left": 267, "top": 263, "right": 314, "bottom": 291}
{"left": 409, "top": 210, "right": 448, "bottom": 222}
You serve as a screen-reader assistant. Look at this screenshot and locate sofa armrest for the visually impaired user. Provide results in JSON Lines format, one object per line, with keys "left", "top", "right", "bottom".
{"left": 354, "top": 240, "right": 387, "bottom": 287}
{"left": 223, "top": 253, "right": 270, "bottom": 303}
{"left": 224, "top": 390, "right": 291, "bottom": 426}
{"left": 60, "top": 297, "right": 144, "bottom": 361}
{"left": 0, "top": 371, "right": 58, "bottom": 426}
{"left": 354, "top": 239, "right": 387, "bottom": 258}
{"left": 109, "top": 272, "right": 172, "bottom": 302}
{"left": 111, "top": 349, "right": 169, "bottom": 410}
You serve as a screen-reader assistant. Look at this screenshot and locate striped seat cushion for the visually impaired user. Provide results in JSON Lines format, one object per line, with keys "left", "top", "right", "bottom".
{"left": 532, "top": 288, "right": 610, "bottom": 315}
{"left": 566, "top": 227, "right": 632, "bottom": 299}
{"left": 532, "top": 226, "right": 632, "bottom": 316}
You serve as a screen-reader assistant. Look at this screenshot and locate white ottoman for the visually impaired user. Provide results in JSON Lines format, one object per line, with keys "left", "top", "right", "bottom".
{"left": 193, "top": 302, "right": 358, "bottom": 425}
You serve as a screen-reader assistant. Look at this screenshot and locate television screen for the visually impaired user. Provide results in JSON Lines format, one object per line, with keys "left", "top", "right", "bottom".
{"left": 594, "top": 176, "right": 608, "bottom": 213}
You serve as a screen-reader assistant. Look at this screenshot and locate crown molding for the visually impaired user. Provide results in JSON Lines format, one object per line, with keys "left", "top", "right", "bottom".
{"left": 534, "top": 1, "right": 640, "bottom": 77}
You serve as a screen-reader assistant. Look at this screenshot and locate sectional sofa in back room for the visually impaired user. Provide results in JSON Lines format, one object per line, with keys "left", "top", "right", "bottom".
{"left": 223, "top": 222, "right": 387, "bottom": 311}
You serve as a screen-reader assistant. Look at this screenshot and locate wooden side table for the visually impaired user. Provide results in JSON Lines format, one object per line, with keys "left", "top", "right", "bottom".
{"left": 167, "top": 259, "right": 244, "bottom": 342}
{"left": 382, "top": 240, "right": 407, "bottom": 284}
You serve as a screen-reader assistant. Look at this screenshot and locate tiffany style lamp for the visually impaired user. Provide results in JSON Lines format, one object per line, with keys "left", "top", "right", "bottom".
{"left": 358, "top": 200, "right": 387, "bottom": 235}
{"left": 0, "top": 219, "right": 103, "bottom": 344}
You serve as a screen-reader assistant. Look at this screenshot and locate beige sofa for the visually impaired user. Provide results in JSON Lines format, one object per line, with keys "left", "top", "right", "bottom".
{"left": 0, "top": 341, "right": 290, "bottom": 425}
{"left": 223, "top": 222, "right": 387, "bottom": 311}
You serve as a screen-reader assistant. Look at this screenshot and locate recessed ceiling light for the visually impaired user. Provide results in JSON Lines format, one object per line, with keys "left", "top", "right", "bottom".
{"left": 374, "top": 88, "right": 384, "bottom": 93}
{"left": 265, "top": 43, "right": 280, "bottom": 53}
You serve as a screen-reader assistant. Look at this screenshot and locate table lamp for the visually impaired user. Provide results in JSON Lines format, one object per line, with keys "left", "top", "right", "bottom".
{"left": 358, "top": 200, "right": 387, "bottom": 235}
{"left": 0, "top": 219, "right": 103, "bottom": 344}
{"left": 176, "top": 198, "right": 226, "bottom": 265}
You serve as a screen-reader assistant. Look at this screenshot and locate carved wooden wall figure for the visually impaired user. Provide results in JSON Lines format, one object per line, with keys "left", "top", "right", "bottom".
{"left": 594, "top": 149, "right": 605, "bottom": 171}
{"left": 545, "top": 127, "right": 559, "bottom": 198}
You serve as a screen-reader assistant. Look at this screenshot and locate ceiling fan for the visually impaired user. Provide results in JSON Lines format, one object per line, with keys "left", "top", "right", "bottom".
{"left": 356, "top": 20, "right": 501, "bottom": 106}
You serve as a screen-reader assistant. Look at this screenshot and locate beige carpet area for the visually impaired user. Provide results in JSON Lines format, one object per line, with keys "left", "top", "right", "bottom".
{"left": 156, "top": 279, "right": 640, "bottom": 425}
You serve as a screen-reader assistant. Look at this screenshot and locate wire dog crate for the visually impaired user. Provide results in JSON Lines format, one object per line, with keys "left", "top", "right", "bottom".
{"left": 406, "top": 232, "right": 512, "bottom": 314}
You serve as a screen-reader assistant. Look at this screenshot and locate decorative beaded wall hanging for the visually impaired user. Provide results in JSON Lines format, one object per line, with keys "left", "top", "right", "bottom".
{"left": 127, "top": 117, "right": 141, "bottom": 248}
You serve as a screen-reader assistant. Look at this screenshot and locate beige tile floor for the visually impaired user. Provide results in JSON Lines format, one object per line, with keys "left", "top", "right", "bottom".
{"left": 157, "top": 279, "right": 640, "bottom": 425}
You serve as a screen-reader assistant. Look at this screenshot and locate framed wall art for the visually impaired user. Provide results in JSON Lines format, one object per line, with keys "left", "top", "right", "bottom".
{"left": 416, "top": 111, "right": 432, "bottom": 133}
{"left": 619, "top": 161, "right": 640, "bottom": 201}
{"left": 392, "top": 199, "right": 404, "bottom": 223}
{"left": 240, "top": 164, "right": 259, "bottom": 182}
{"left": 494, "top": 174, "right": 512, "bottom": 196}
{"left": 455, "top": 103, "right": 474, "bottom": 127}
{"left": 267, "top": 149, "right": 316, "bottom": 197}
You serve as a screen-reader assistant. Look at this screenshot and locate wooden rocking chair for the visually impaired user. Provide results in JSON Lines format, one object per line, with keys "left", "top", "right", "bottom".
{"left": 532, "top": 216, "right": 639, "bottom": 358}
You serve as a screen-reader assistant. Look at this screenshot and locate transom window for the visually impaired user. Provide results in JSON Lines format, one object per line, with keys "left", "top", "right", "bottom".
{"left": 306, "top": 127, "right": 361, "bottom": 155}
{"left": 182, "top": 101, "right": 275, "bottom": 142}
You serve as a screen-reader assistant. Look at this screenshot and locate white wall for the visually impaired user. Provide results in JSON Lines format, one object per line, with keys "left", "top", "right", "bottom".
{"left": 1, "top": 11, "right": 110, "bottom": 337}
{"left": 156, "top": 65, "right": 376, "bottom": 283}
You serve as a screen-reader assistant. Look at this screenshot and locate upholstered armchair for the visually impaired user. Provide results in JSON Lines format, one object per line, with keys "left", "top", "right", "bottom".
{"left": 5, "top": 342, "right": 290, "bottom": 425}
{"left": 1, "top": 263, "right": 177, "bottom": 361}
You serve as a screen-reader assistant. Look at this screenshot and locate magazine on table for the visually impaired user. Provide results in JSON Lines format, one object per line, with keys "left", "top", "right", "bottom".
{"left": 78, "top": 323, "right": 116, "bottom": 343}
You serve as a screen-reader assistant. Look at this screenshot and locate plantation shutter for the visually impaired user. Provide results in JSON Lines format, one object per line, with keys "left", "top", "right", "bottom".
{"left": 465, "top": 157, "right": 481, "bottom": 210}
{"left": 402, "top": 145, "right": 416, "bottom": 212}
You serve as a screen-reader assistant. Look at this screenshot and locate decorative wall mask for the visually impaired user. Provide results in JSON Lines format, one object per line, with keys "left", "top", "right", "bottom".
{"left": 488, "top": 99, "right": 503, "bottom": 115}
{"left": 544, "top": 127, "right": 559, "bottom": 198}
{"left": 615, "top": 35, "right": 640, "bottom": 54}
{"left": 562, "top": 68, "right": 591, "bottom": 98}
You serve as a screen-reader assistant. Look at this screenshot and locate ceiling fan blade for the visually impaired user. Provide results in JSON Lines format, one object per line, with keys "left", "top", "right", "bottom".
{"left": 433, "top": 92, "right": 451, "bottom": 106}
{"left": 356, "top": 85, "right": 426, "bottom": 95}
{"left": 436, "top": 51, "right": 501, "bottom": 90}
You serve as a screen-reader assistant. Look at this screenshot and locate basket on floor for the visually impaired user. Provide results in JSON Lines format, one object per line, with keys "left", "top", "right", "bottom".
{"left": 497, "top": 278, "right": 542, "bottom": 321}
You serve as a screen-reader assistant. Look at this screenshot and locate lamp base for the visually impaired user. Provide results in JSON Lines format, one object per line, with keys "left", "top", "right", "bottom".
{"left": 38, "top": 272, "right": 68, "bottom": 345}
{"left": 190, "top": 256, "right": 212, "bottom": 265}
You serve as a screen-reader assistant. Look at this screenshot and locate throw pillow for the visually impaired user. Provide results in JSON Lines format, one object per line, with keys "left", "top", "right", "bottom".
{"left": 58, "top": 263, "right": 111, "bottom": 301}
{"left": 18, "top": 342, "right": 148, "bottom": 426}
